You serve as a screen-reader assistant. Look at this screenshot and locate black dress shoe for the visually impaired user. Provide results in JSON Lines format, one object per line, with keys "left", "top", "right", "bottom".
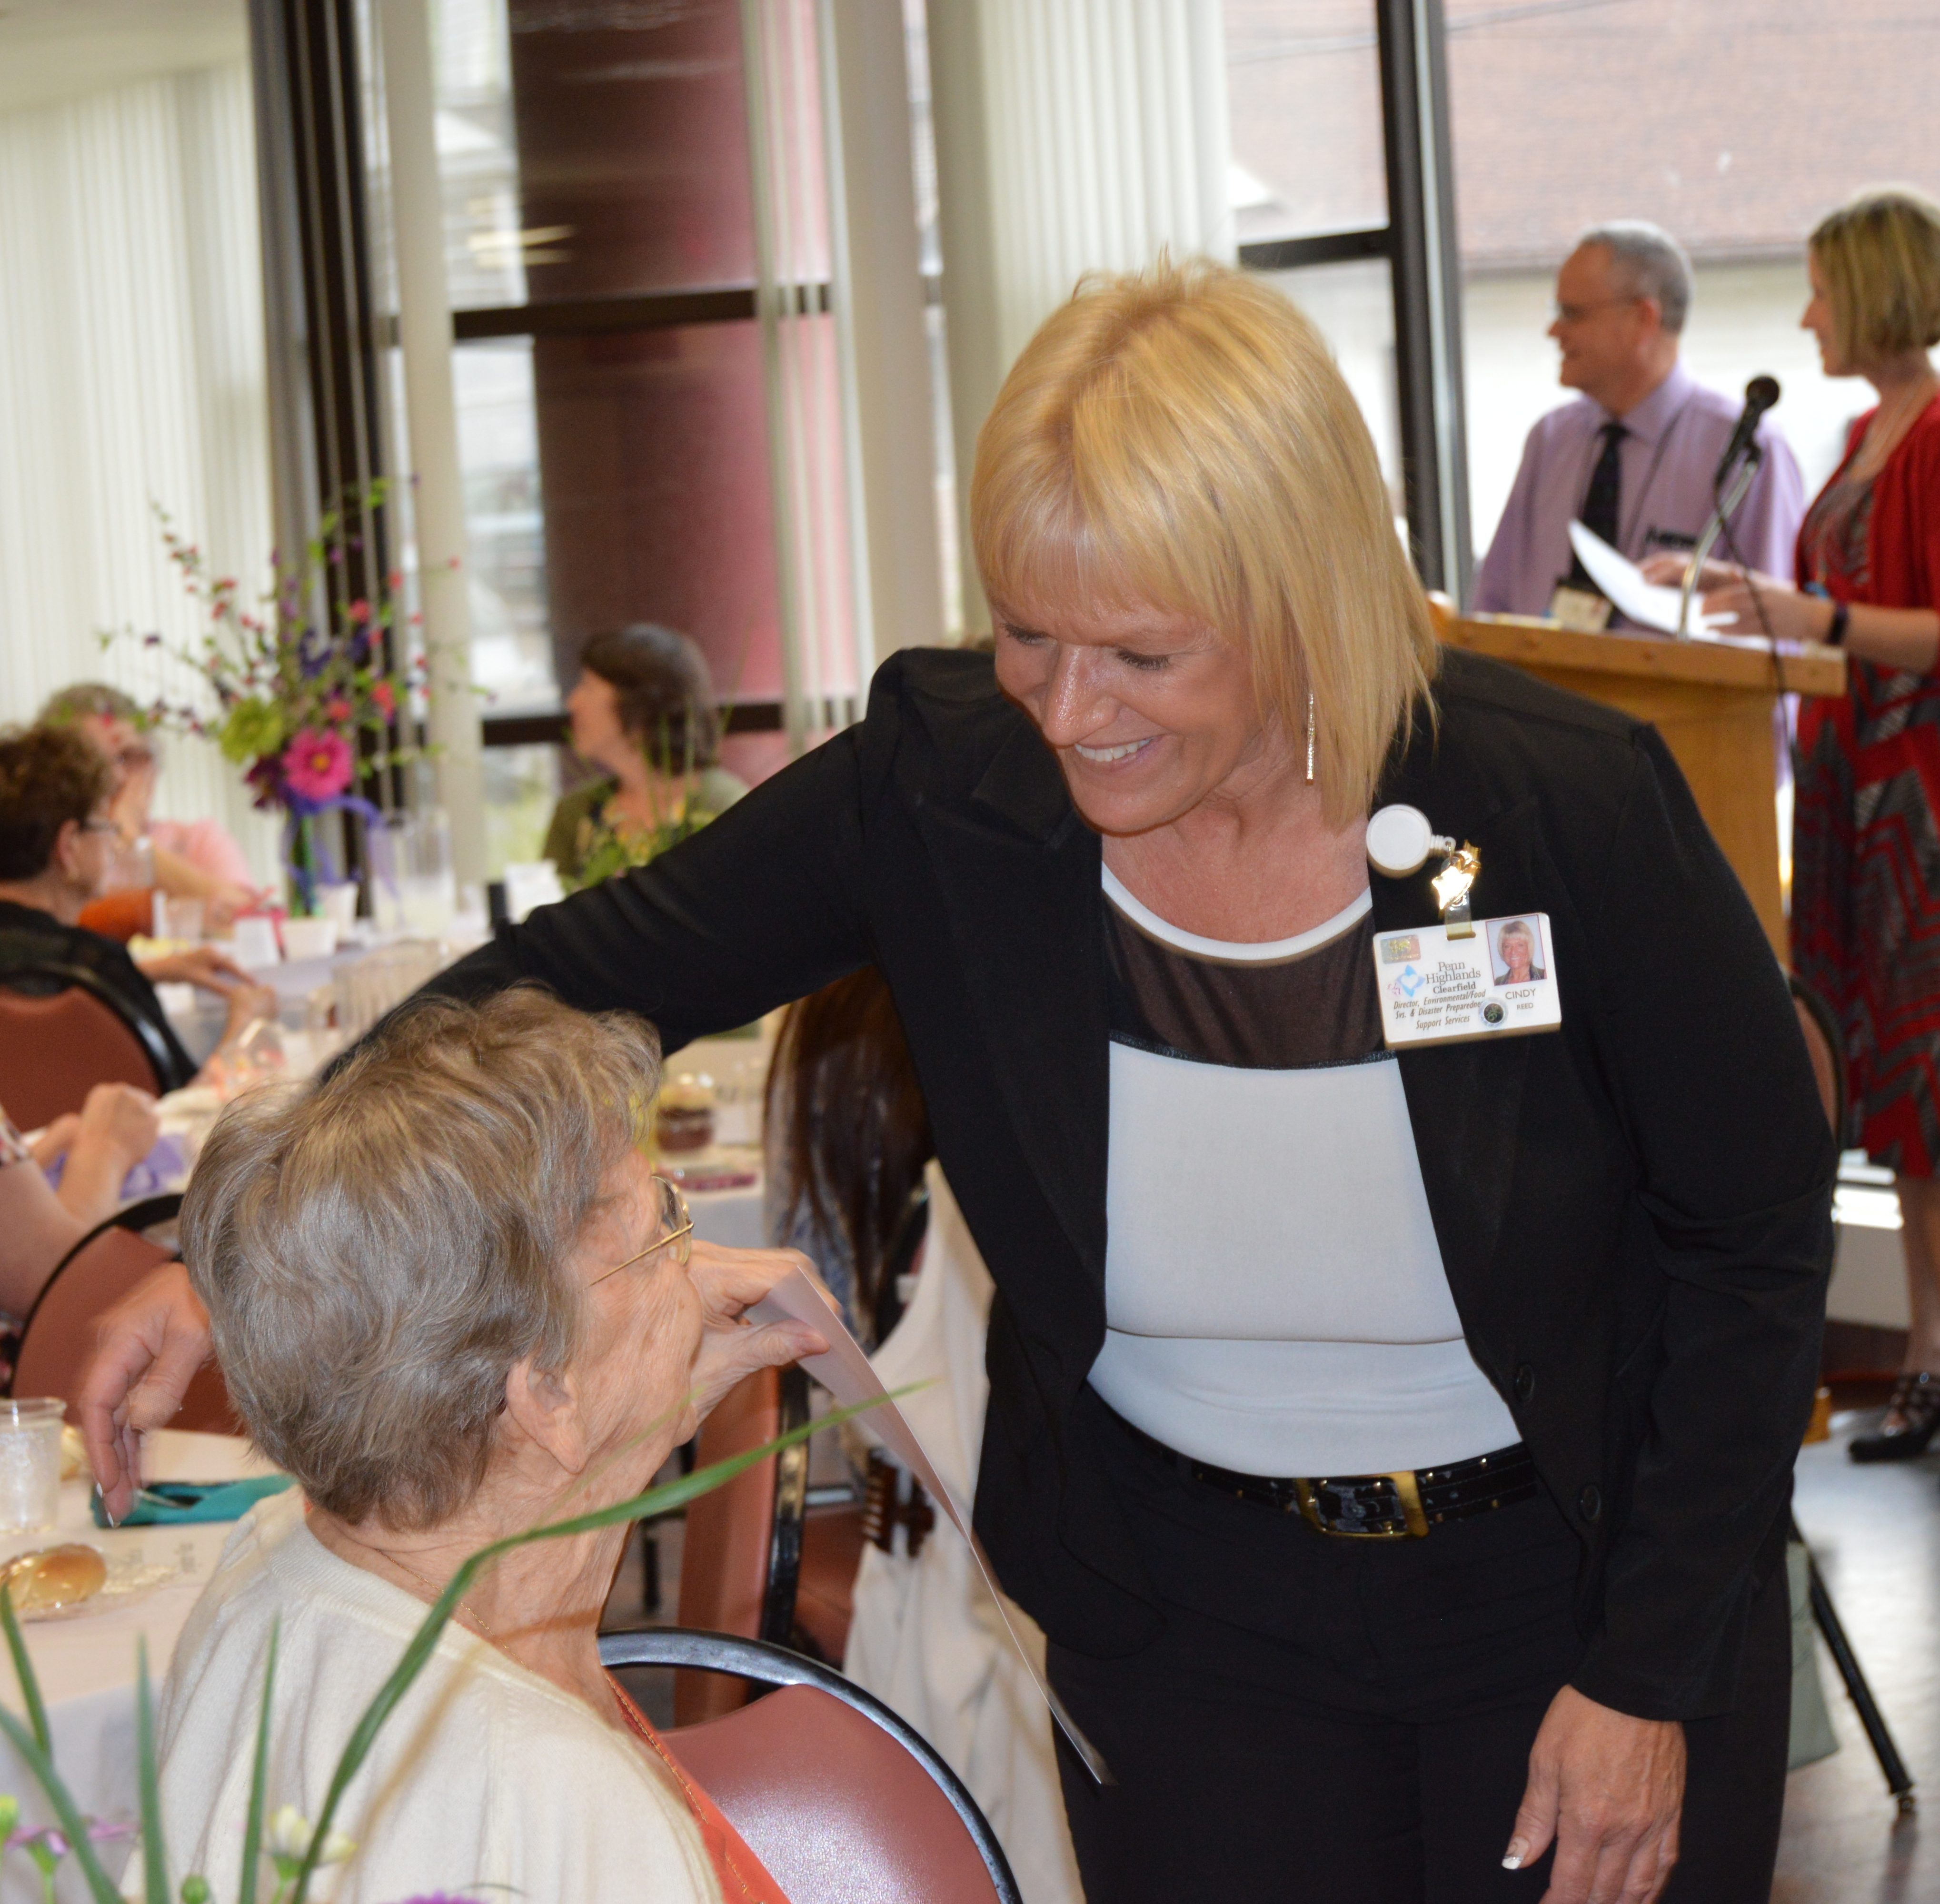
{"left": 1850, "top": 1371, "right": 1940, "bottom": 1462}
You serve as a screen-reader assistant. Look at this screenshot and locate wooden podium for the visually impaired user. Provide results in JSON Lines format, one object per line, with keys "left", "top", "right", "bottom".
{"left": 1429, "top": 602, "right": 1847, "bottom": 960}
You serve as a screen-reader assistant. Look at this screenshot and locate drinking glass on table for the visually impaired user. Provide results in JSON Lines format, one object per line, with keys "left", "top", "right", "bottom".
{"left": 0, "top": 1400, "right": 67, "bottom": 1536}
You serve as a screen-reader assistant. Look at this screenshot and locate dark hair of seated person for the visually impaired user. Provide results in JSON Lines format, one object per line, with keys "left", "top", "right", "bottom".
{"left": 0, "top": 724, "right": 111, "bottom": 881}
{"left": 0, "top": 725, "right": 196, "bottom": 1089}
{"left": 580, "top": 625, "right": 722, "bottom": 768}
{"left": 764, "top": 967, "right": 934, "bottom": 1345}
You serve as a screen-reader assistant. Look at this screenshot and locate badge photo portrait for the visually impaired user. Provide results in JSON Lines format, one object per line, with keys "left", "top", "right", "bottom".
{"left": 1490, "top": 917, "right": 1547, "bottom": 987}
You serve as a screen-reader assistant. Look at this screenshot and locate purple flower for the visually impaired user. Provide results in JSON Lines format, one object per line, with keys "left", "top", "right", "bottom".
{"left": 245, "top": 753, "right": 288, "bottom": 811}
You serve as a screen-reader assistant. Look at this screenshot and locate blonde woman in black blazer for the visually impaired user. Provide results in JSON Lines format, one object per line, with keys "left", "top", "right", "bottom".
{"left": 82, "top": 263, "right": 1833, "bottom": 1904}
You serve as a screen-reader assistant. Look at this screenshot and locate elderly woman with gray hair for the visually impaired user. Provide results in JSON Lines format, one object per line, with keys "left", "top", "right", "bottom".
{"left": 149, "top": 988, "right": 823, "bottom": 1903}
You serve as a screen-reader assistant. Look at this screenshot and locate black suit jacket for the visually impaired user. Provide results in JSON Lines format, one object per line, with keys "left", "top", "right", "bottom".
{"left": 436, "top": 646, "right": 1834, "bottom": 1723}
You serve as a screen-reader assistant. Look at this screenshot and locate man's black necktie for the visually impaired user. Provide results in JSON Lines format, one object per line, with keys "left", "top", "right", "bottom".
{"left": 1568, "top": 421, "right": 1627, "bottom": 591}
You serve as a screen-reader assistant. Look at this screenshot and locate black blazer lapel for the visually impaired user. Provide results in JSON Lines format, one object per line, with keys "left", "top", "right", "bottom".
{"left": 915, "top": 720, "right": 1111, "bottom": 1290}
{"left": 1374, "top": 790, "right": 1542, "bottom": 1329}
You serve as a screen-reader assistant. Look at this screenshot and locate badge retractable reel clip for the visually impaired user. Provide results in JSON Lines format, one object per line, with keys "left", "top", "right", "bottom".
{"left": 1365, "top": 804, "right": 1482, "bottom": 937}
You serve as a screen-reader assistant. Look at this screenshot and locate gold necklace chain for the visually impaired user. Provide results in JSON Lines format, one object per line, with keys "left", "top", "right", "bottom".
{"left": 373, "top": 1548, "right": 496, "bottom": 1641}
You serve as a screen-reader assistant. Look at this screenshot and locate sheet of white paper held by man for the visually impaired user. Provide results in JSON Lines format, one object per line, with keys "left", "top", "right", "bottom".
{"left": 1565, "top": 519, "right": 1730, "bottom": 636}
{"left": 746, "top": 1265, "right": 1115, "bottom": 1783}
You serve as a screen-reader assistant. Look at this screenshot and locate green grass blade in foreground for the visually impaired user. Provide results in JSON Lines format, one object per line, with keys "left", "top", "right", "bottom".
{"left": 0, "top": 1585, "right": 50, "bottom": 1755}
{"left": 237, "top": 1620, "right": 279, "bottom": 1904}
{"left": 289, "top": 1389, "right": 899, "bottom": 1904}
{"left": 0, "top": 1702, "right": 123, "bottom": 1904}
{"left": 136, "top": 1636, "right": 169, "bottom": 1904}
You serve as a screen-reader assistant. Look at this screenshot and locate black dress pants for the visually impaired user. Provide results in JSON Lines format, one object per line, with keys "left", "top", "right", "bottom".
{"left": 1048, "top": 1412, "right": 1791, "bottom": 1904}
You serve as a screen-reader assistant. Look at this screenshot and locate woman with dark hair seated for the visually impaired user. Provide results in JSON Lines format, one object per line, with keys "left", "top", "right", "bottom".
{"left": 0, "top": 725, "right": 274, "bottom": 1090}
{"left": 763, "top": 967, "right": 934, "bottom": 1342}
{"left": 544, "top": 625, "right": 748, "bottom": 888}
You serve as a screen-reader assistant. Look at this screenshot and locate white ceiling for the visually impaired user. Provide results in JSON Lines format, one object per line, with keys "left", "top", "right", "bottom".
{"left": 0, "top": 0, "right": 248, "bottom": 116}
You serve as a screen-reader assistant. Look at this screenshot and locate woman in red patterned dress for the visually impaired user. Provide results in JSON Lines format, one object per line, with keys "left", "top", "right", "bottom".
{"left": 1681, "top": 187, "right": 1940, "bottom": 1461}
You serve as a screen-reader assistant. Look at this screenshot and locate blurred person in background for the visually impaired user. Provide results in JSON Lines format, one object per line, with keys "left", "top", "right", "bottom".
{"left": 1666, "top": 187, "right": 1940, "bottom": 1468}
{"left": 0, "top": 1087, "right": 162, "bottom": 1315}
{"left": 1473, "top": 221, "right": 1804, "bottom": 625}
{"left": 18, "top": 1082, "right": 160, "bottom": 1229}
{"left": 0, "top": 726, "right": 274, "bottom": 1091}
{"left": 763, "top": 966, "right": 1082, "bottom": 1903}
{"left": 545, "top": 626, "right": 747, "bottom": 890}
{"left": 763, "top": 967, "right": 934, "bottom": 1342}
{"left": 40, "top": 684, "right": 259, "bottom": 929}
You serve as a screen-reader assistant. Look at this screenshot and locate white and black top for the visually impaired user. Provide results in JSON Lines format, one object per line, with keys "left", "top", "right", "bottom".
{"left": 1089, "top": 866, "right": 1520, "bottom": 1478}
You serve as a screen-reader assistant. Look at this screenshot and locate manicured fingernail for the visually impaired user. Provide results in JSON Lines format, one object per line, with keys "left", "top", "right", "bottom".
{"left": 1502, "top": 1839, "right": 1527, "bottom": 1871}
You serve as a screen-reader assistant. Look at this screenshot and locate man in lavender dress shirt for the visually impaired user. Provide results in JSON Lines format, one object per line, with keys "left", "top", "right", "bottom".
{"left": 1472, "top": 221, "right": 1805, "bottom": 625}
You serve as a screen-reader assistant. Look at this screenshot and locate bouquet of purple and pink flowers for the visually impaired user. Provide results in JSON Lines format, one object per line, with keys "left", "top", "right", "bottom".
{"left": 105, "top": 488, "right": 430, "bottom": 912}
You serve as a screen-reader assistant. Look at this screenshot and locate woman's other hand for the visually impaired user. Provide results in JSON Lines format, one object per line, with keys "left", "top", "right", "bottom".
{"left": 1697, "top": 574, "right": 1831, "bottom": 644}
{"left": 1637, "top": 553, "right": 1736, "bottom": 593}
{"left": 684, "top": 1240, "right": 829, "bottom": 1423}
{"left": 78, "top": 1259, "right": 214, "bottom": 1522}
{"left": 26, "top": 1114, "right": 81, "bottom": 1171}
{"left": 1504, "top": 1684, "right": 1685, "bottom": 1903}
{"left": 76, "top": 1081, "right": 160, "bottom": 1163}
{"left": 201, "top": 883, "right": 261, "bottom": 932}
{"left": 137, "top": 945, "right": 255, "bottom": 995}
{"left": 53, "top": 1084, "right": 162, "bottom": 1226}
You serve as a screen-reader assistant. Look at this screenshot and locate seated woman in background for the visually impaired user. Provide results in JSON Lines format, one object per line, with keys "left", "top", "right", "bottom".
{"left": 40, "top": 684, "right": 259, "bottom": 928}
{"left": 0, "top": 1085, "right": 160, "bottom": 1316}
{"left": 544, "top": 626, "right": 747, "bottom": 890}
{"left": 762, "top": 967, "right": 933, "bottom": 1342}
{"left": 155, "top": 989, "right": 824, "bottom": 1902}
{"left": 762, "top": 967, "right": 1082, "bottom": 1904}
{"left": 0, "top": 726, "right": 274, "bottom": 1092}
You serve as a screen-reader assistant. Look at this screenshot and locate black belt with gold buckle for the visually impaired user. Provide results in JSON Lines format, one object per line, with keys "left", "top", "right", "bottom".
{"left": 1119, "top": 1417, "right": 1538, "bottom": 1539}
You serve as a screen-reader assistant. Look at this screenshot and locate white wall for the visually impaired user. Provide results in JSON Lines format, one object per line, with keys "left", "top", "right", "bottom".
{"left": 1463, "top": 258, "right": 1873, "bottom": 573}
{"left": 0, "top": 62, "right": 280, "bottom": 884}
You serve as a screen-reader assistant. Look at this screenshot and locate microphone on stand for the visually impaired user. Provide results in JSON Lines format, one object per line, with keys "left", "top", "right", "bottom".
{"left": 1713, "top": 375, "right": 1781, "bottom": 491}
{"left": 1679, "top": 376, "right": 1782, "bottom": 638}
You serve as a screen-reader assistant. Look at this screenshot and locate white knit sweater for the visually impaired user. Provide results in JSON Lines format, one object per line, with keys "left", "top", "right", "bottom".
{"left": 143, "top": 1489, "right": 719, "bottom": 1903}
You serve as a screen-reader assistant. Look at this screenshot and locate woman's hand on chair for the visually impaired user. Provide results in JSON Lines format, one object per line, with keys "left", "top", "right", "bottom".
{"left": 684, "top": 1240, "right": 829, "bottom": 1426}
{"left": 78, "top": 1260, "right": 214, "bottom": 1523}
{"left": 1505, "top": 1684, "right": 1685, "bottom": 1903}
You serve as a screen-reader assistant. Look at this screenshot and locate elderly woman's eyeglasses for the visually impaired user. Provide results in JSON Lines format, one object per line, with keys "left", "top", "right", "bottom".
{"left": 590, "top": 1174, "right": 694, "bottom": 1286}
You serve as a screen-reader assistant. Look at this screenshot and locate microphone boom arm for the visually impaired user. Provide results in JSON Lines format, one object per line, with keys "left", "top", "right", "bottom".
{"left": 1677, "top": 446, "right": 1762, "bottom": 640}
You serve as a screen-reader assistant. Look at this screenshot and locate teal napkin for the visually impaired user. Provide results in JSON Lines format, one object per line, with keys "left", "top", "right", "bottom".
{"left": 92, "top": 1475, "right": 294, "bottom": 1527}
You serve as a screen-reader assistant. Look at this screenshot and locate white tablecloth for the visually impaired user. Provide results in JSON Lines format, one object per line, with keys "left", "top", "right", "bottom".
{"left": 0, "top": 1431, "right": 272, "bottom": 1901}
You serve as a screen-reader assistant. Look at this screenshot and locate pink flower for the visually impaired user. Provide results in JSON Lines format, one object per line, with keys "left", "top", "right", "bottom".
{"left": 325, "top": 696, "right": 352, "bottom": 722}
{"left": 282, "top": 727, "right": 354, "bottom": 802}
{"left": 348, "top": 598, "right": 371, "bottom": 624}
{"left": 370, "top": 681, "right": 397, "bottom": 716}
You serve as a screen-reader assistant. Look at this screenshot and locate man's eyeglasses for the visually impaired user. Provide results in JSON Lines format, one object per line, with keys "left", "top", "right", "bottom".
{"left": 1552, "top": 296, "right": 1644, "bottom": 326}
{"left": 590, "top": 1174, "right": 695, "bottom": 1286}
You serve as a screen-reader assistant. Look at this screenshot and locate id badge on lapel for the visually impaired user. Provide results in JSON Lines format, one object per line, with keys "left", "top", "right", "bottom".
{"left": 1364, "top": 803, "right": 1562, "bottom": 1050}
{"left": 1372, "top": 914, "right": 1562, "bottom": 1049}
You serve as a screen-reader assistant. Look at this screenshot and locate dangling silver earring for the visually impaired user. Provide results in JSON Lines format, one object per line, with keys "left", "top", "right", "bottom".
{"left": 1305, "top": 691, "right": 1316, "bottom": 785}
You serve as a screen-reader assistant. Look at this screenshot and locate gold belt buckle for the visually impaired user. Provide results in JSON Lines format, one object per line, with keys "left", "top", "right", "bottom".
{"left": 1293, "top": 1469, "right": 1431, "bottom": 1539}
